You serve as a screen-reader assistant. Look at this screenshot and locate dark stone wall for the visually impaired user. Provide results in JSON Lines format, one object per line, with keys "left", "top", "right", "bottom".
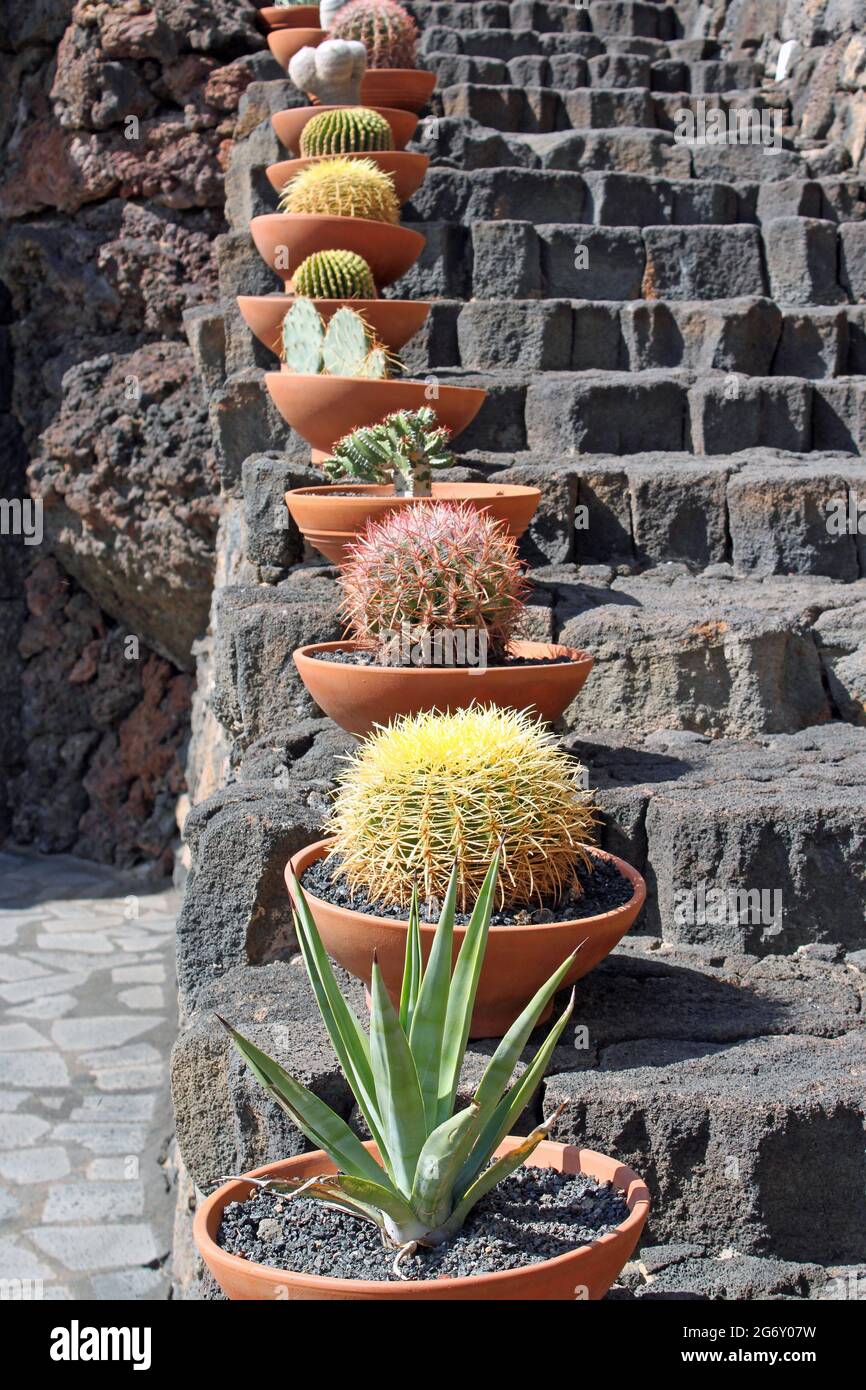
{"left": 0, "top": 0, "right": 277, "bottom": 867}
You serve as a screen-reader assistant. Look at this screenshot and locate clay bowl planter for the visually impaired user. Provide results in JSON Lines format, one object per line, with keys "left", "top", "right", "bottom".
{"left": 237, "top": 295, "right": 430, "bottom": 357}
{"left": 194, "top": 1140, "right": 650, "bottom": 1300}
{"left": 266, "top": 150, "right": 430, "bottom": 204}
{"left": 288, "top": 839, "right": 647, "bottom": 1038}
{"left": 268, "top": 27, "right": 327, "bottom": 67}
{"left": 250, "top": 214, "right": 425, "bottom": 290}
{"left": 361, "top": 69, "right": 437, "bottom": 113}
{"left": 259, "top": 5, "right": 321, "bottom": 29}
{"left": 273, "top": 105, "right": 419, "bottom": 155}
{"left": 284, "top": 481, "right": 541, "bottom": 564}
{"left": 294, "top": 639, "right": 594, "bottom": 737}
{"left": 266, "top": 374, "right": 486, "bottom": 454}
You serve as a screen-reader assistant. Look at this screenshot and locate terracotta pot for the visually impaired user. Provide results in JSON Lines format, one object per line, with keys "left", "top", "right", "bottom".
{"left": 360, "top": 68, "right": 437, "bottom": 113}
{"left": 287, "top": 839, "right": 646, "bottom": 1038}
{"left": 194, "top": 1138, "right": 650, "bottom": 1300}
{"left": 294, "top": 640, "right": 594, "bottom": 737}
{"left": 266, "top": 374, "right": 486, "bottom": 453}
{"left": 268, "top": 27, "right": 327, "bottom": 67}
{"left": 285, "top": 481, "right": 541, "bottom": 563}
{"left": 259, "top": 5, "right": 321, "bottom": 30}
{"left": 266, "top": 150, "right": 430, "bottom": 204}
{"left": 250, "top": 213, "right": 425, "bottom": 289}
{"left": 273, "top": 105, "right": 419, "bottom": 155}
{"left": 237, "top": 295, "right": 430, "bottom": 357}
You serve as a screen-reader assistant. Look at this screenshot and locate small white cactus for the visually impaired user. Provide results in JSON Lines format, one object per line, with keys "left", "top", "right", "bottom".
{"left": 288, "top": 38, "right": 367, "bottom": 104}
{"left": 319, "top": 0, "right": 352, "bottom": 26}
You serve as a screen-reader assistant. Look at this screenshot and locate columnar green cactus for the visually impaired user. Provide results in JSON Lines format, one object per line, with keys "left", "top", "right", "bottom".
{"left": 291, "top": 249, "right": 377, "bottom": 299}
{"left": 330, "top": 0, "right": 418, "bottom": 70}
{"left": 323, "top": 406, "right": 453, "bottom": 494}
{"left": 279, "top": 156, "right": 400, "bottom": 224}
{"left": 299, "top": 107, "right": 394, "bottom": 157}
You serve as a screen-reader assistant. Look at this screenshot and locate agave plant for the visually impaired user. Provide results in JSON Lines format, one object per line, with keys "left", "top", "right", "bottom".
{"left": 218, "top": 853, "right": 575, "bottom": 1276}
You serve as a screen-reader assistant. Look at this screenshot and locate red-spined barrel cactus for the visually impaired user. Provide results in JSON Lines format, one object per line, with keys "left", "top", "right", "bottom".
{"left": 340, "top": 501, "right": 529, "bottom": 664}
{"left": 329, "top": 0, "right": 418, "bottom": 70}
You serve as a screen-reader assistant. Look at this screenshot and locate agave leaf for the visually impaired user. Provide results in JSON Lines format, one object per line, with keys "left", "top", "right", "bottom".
{"left": 435, "top": 851, "right": 500, "bottom": 1125}
{"left": 409, "top": 1101, "right": 481, "bottom": 1231}
{"left": 408, "top": 864, "right": 458, "bottom": 1127}
{"left": 218, "top": 1017, "right": 389, "bottom": 1189}
{"left": 456, "top": 990, "right": 575, "bottom": 1197}
{"left": 369, "top": 959, "right": 428, "bottom": 1198}
{"left": 473, "top": 949, "right": 579, "bottom": 1118}
{"left": 398, "top": 884, "right": 422, "bottom": 1034}
{"left": 289, "top": 870, "right": 390, "bottom": 1168}
{"left": 247, "top": 1174, "right": 386, "bottom": 1231}
{"left": 443, "top": 1106, "right": 566, "bottom": 1236}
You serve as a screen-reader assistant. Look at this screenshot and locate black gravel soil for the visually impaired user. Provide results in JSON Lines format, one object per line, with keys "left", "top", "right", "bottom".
{"left": 216, "top": 1164, "right": 630, "bottom": 1282}
{"left": 301, "top": 851, "right": 634, "bottom": 925}
{"left": 308, "top": 648, "right": 578, "bottom": 669}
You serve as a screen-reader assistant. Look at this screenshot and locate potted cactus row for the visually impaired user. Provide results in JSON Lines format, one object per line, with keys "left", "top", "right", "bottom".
{"left": 294, "top": 496, "right": 595, "bottom": 734}
{"left": 268, "top": 0, "right": 436, "bottom": 112}
{"left": 194, "top": 855, "right": 650, "bottom": 1298}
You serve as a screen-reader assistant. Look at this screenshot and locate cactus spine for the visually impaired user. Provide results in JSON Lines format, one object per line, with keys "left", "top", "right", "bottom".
{"left": 299, "top": 107, "right": 394, "bottom": 157}
{"left": 327, "top": 705, "right": 597, "bottom": 911}
{"left": 291, "top": 249, "right": 377, "bottom": 299}
{"left": 329, "top": 0, "right": 418, "bottom": 70}
{"left": 340, "top": 501, "right": 528, "bottom": 662}
{"left": 278, "top": 157, "right": 400, "bottom": 224}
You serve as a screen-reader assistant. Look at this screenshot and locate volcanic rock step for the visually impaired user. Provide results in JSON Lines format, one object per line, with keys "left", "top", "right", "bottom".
{"left": 401, "top": 165, "right": 866, "bottom": 229}
{"left": 414, "top": 121, "right": 857, "bottom": 185}
{"left": 286, "top": 366, "right": 866, "bottom": 458}
{"left": 170, "top": 938, "right": 866, "bottom": 1263}
{"left": 207, "top": 562, "right": 866, "bottom": 748}
{"left": 406, "top": 0, "right": 681, "bottom": 40}
{"left": 392, "top": 220, "right": 866, "bottom": 308}
{"left": 434, "top": 81, "right": 786, "bottom": 133}
{"left": 404, "top": 298, "right": 866, "bottom": 379}
{"left": 237, "top": 448, "right": 866, "bottom": 580}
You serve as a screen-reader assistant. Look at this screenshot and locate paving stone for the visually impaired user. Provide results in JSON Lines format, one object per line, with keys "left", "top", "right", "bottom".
{"left": 0, "top": 1148, "right": 71, "bottom": 1183}
{"left": 41, "top": 1182, "right": 145, "bottom": 1223}
{"left": 89, "top": 1268, "right": 170, "bottom": 1299}
{"left": 117, "top": 986, "right": 165, "bottom": 1010}
{"left": 27, "top": 1224, "right": 161, "bottom": 1272}
{"left": 0, "top": 1115, "right": 51, "bottom": 1148}
{"left": 8, "top": 995, "right": 78, "bottom": 1020}
{"left": 35, "top": 932, "right": 114, "bottom": 955}
{"left": 50, "top": 1123, "right": 150, "bottom": 1155}
{"left": 0, "top": 1237, "right": 56, "bottom": 1281}
{"left": 0, "top": 1052, "right": 69, "bottom": 1088}
{"left": 110, "top": 965, "right": 166, "bottom": 985}
{"left": 50, "top": 1016, "right": 162, "bottom": 1051}
{"left": 0, "top": 1022, "right": 50, "bottom": 1051}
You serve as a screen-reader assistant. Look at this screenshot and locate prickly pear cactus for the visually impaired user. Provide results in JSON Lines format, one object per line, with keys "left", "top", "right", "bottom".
{"left": 292, "top": 249, "right": 377, "bottom": 299}
{"left": 299, "top": 107, "right": 394, "bottom": 157}
{"left": 322, "top": 306, "right": 375, "bottom": 375}
{"left": 282, "top": 297, "right": 325, "bottom": 373}
{"left": 287, "top": 38, "right": 366, "bottom": 104}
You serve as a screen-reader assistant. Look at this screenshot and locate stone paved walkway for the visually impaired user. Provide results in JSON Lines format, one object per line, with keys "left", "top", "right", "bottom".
{"left": 0, "top": 846, "right": 179, "bottom": 1300}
